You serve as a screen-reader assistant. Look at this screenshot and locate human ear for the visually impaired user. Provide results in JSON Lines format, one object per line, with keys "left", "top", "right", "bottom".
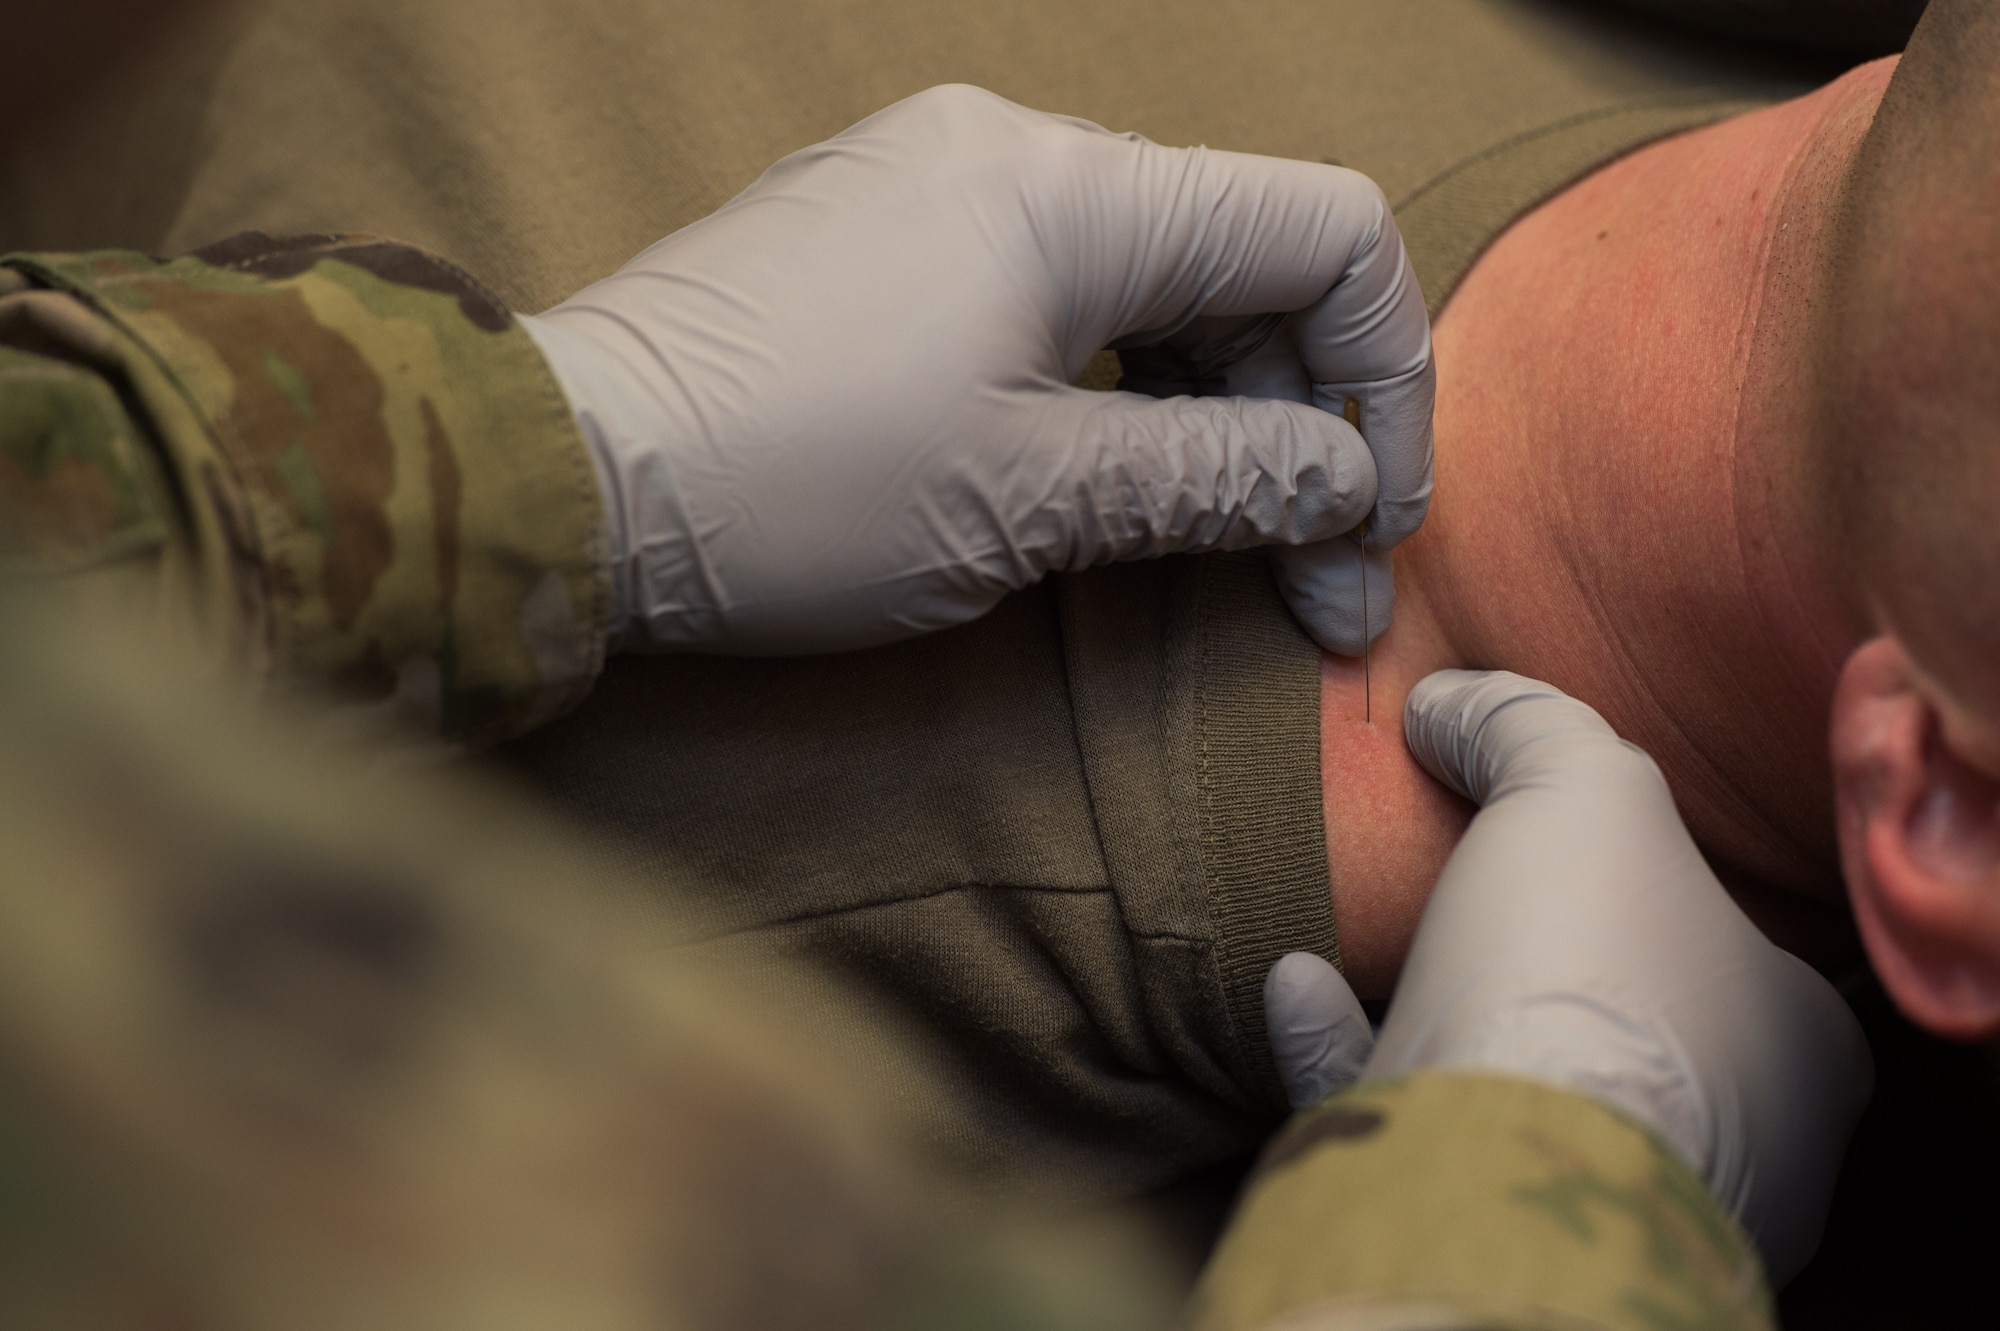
{"left": 1831, "top": 636, "right": 2000, "bottom": 1038}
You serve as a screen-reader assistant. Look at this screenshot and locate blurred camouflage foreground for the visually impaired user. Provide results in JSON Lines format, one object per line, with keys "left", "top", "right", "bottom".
{"left": 0, "top": 593, "right": 1177, "bottom": 1331}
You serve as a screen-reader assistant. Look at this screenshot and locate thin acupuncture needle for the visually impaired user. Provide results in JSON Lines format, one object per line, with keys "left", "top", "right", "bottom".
{"left": 1344, "top": 395, "right": 1371, "bottom": 725}
{"left": 1358, "top": 521, "right": 1371, "bottom": 724}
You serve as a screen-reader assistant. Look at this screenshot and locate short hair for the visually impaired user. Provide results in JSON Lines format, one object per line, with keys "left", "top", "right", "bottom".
{"left": 1823, "top": 0, "right": 2000, "bottom": 695}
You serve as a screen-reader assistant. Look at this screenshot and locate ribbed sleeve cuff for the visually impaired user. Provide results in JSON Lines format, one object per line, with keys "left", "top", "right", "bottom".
{"left": 1190, "top": 551, "right": 1340, "bottom": 1099}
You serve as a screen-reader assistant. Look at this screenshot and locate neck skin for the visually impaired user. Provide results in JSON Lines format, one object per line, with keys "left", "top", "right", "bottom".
{"left": 1323, "top": 59, "right": 1896, "bottom": 997}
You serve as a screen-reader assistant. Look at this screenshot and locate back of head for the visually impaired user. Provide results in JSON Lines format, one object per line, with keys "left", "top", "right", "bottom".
{"left": 1824, "top": 0, "right": 2000, "bottom": 701}
{"left": 1819, "top": 3, "right": 2000, "bottom": 1040}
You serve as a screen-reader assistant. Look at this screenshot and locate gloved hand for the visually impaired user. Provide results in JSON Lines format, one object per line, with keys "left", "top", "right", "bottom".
{"left": 1360, "top": 669, "right": 1871, "bottom": 1285}
{"left": 517, "top": 83, "right": 1432, "bottom": 655}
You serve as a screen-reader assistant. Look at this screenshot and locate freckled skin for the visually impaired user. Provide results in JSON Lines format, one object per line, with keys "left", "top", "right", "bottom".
{"left": 1319, "top": 62, "right": 1899, "bottom": 991}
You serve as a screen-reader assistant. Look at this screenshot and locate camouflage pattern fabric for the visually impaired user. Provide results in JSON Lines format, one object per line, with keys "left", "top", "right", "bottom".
{"left": 0, "top": 598, "right": 1185, "bottom": 1331}
{"left": 1192, "top": 1072, "right": 1774, "bottom": 1331}
{"left": 0, "top": 234, "right": 606, "bottom": 749}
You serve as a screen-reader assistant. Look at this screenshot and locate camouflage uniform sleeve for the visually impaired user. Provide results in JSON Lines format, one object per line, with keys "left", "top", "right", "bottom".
{"left": 0, "top": 232, "right": 606, "bottom": 748}
{"left": 1191, "top": 1072, "right": 1777, "bottom": 1331}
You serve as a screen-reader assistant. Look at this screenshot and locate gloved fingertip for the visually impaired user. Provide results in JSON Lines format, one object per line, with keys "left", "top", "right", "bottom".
{"left": 1271, "top": 539, "right": 1393, "bottom": 656}
{"left": 1401, "top": 669, "right": 1622, "bottom": 804}
{"left": 1264, "top": 951, "right": 1374, "bottom": 1109}
{"left": 1265, "top": 950, "right": 1347, "bottom": 1007}
{"left": 1399, "top": 670, "right": 1498, "bottom": 764}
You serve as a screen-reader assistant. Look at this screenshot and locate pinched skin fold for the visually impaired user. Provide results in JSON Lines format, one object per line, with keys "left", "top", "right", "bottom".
{"left": 0, "top": 233, "right": 607, "bottom": 748}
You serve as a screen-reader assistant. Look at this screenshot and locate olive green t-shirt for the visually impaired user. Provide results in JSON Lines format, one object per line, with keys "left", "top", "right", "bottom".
{"left": 0, "top": 0, "right": 1837, "bottom": 1195}
{"left": 486, "top": 1, "right": 1830, "bottom": 1195}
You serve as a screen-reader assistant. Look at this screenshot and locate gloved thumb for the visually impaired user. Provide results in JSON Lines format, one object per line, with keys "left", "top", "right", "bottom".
{"left": 1269, "top": 537, "right": 1393, "bottom": 656}
{"left": 1016, "top": 386, "right": 1378, "bottom": 575}
{"left": 1263, "top": 951, "right": 1374, "bottom": 1108}
{"left": 1402, "top": 668, "right": 1652, "bottom": 806}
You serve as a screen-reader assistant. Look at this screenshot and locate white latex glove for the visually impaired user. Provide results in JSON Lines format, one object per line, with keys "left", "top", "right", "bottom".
{"left": 517, "top": 83, "right": 1433, "bottom": 655}
{"left": 1369, "top": 669, "right": 1872, "bottom": 1287}
{"left": 1263, "top": 950, "right": 1376, "bottom": 1109}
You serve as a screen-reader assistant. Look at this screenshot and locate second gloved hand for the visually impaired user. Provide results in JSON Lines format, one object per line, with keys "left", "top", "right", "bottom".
{"left": 518, "top": 84, "right": 1432, "bottom": 654}
{"left": 1372, "top": 670, "right": 1873, "bottom": 1287}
